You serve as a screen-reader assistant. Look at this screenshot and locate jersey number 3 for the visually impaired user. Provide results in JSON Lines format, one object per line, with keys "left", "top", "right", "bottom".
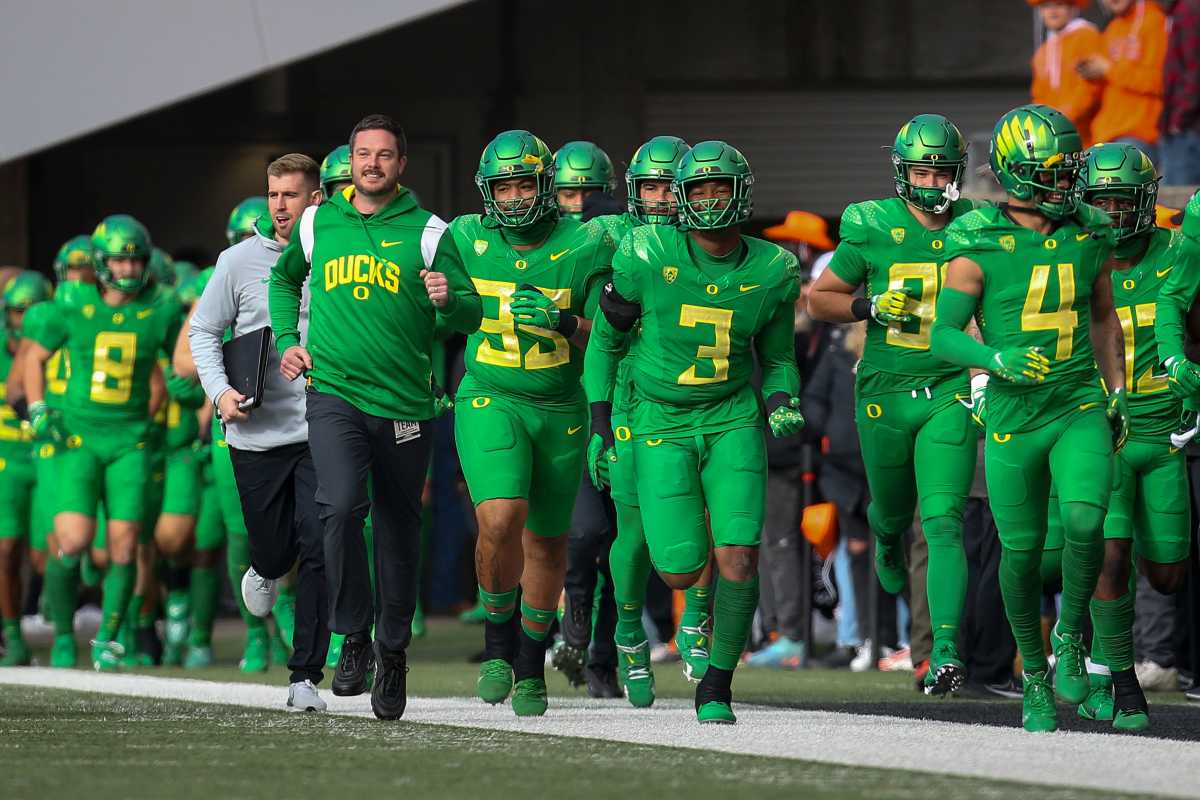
{"left": 677, "top": 305, "right": 733, "bottom": 385}
{"left": 474, "top": 279, "right": 571, "bottom": 370}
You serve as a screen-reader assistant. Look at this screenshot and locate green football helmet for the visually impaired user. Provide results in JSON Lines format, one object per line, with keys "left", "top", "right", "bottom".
{"left": 91, "top": 214, "right": 152, "bottom": 293}
{"left": 148, "top": 247, "right": 174, "bottom": 286}
{"left": 553, "top": 141, "right": 616, "bottom": 218}
{"left": 177, "top": 266, "right": 215, "bottom": 307}
{"left": 226, "top": 197, "right": 270, "bottom": 246}
{"left": 1077, "top": 143, "right": 1160, "bottom": 242}
{"left": 3, "top": 271, "right": 52, "bottom": 330}
{"left": 989, "top": 104, "right": 1084, "bottom": 219}
{"left": 53, "top": 235, "right": 95, "bottom": 282}
{"left": 476, "top": 130, "right": 557, "bottom": 228}
{"left": 672, "top": 140, "right": 754, "bottom": 231}
{"left": 320, "top": 145, "right": 352, "bottom": 198}
{"left": 626, "top": 136, "right": 691, "bottom": 225}
{"left": 892, "top": 114, "right": 968, "bottom": 214}
{"left": 172, "top": 260, "right": 199, "bottom": 288}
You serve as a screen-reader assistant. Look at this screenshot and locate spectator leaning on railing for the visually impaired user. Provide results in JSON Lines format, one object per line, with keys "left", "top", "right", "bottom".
{"left": 1029, "top": 0, "right": 1104, "bottom": 147}
{"left": 1160, "top": 0, "right": 1200, "bottom": 184}
{"left": 1082, "top": 0, "right": 1169, "bottom": 160}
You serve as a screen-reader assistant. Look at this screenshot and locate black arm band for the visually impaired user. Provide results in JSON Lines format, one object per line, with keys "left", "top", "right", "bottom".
{"left": 599, "top": 282, "right": 641, "bottom": 332}
{"left": 851, "top": 296, "right": 871, "bottom": 321}
{"left": 10, "top": 397, "right": 28, "bottom": 421}
{"left": 764, "top": 391, "right": 791, "bottom": 415}
{"left": 556, "top": 311, "right": 579, "bottom": 338}
{"left": 589, "top": 401, "right": 615, "bottom": 447}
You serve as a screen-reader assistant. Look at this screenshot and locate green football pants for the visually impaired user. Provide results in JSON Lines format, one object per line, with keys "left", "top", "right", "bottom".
{"left": 1104, "top": 438, "right": 1191, "bottom": 564}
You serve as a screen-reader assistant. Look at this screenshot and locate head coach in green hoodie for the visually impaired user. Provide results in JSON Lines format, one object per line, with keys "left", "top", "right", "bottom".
{"left": 269, "top": 113, "right": 482, "bottom": 720}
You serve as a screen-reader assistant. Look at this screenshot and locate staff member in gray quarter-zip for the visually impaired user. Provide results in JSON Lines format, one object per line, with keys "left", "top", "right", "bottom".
{"left": 186, "top": 153, "right": 329, "bottom": 713}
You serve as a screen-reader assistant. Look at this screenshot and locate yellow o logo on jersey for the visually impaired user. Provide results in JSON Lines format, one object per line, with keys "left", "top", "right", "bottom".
{"left": 992, "top": 432, "right": 1012, "bottom": 443}
{"left": 615, "top": 426, "right": 631, "bottom": 442}
{"left": 865, "top": 403, "right": 883, "bottom": 419}
{"left": 514, "top": 259, "right": 528, "bottom": 271}
{"left": 1122, "top": 279, "right": 1135, "bottom": 290}
{"left": 1043, "top": 239, "right": 1057, "bottom": 250}
{"left": 931, "top": 239, "right": 944, "bottom": 250}
{"left": 66, "top": 435, "right": 82, "bottom": 449}
{"left": 705, "top": 284, "right": 718, "bottom": 295}
{"left": 471, "top": 397, "right": 492, "bottom": 409}
{"left": 353, "top": 285, "right": 370, "bottom": 301}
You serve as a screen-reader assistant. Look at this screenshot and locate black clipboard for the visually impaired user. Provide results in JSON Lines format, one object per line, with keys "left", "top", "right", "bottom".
{"left": 222, "top": 327, "right": 271, "bottom": 410}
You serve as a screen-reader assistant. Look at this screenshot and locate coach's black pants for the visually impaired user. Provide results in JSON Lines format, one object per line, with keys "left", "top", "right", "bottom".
{"left": 565, "top": 477, "right": 617, "bottom": 670}
{"left": 960, "top": 498, "right": 1017, "bottom": 686}
{"left": 305, "top": 389, "right": 430, "bottom": 655}
{"left": 229, "top": 441, "right": 329, "bottom": 685}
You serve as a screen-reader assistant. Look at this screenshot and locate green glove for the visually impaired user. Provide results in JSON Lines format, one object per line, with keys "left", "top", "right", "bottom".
{"left": 509, "top": 288, "right": 561, "bottom": 330}
{"left": 766, "top": 395, "right": 806, "bottom": 438}
{"left": 588, "top": 402, "right": 617, "bottom": 491}
{"left": 29, "top": 400, "right": 66, "bottom": 443}
{"left": 989, "top": 346, "right": 1051, "bottom": 385}
{"left": 1107, "top": 386, "right": 1130, "bottom": 453}
{"left": 166, "top": 371, "right": 206, "bottom": 408}
{"left": 1165, "top": 355, "right": 1200, "bottom": 398}
{"left": 433, "top": 388, "right": 454, "bottom": 419}
{"left": 869, "top": 288, "right": 915, "bottom": 325}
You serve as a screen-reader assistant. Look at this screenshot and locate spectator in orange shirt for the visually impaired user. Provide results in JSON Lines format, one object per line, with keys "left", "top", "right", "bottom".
{"left": 1029, "top": 1, "right": 1105, "bottom": 147}
{"left": 1079, "top": 0, "right": 1169, "bottom": 160}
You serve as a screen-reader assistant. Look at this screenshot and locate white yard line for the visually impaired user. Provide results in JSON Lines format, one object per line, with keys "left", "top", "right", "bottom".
{"left": 2, "top": 668, "right": 1197, "bottom": 796}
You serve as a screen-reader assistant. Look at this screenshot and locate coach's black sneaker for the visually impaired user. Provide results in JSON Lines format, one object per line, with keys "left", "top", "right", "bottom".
{"left": 1111, "top": 668, "right": 1150, "bottom": 732}
{"left": 695, "top": 665, "right": 736, "bottom": 724}
{"left": 332, "top": 631, "right": 374, "bottom": 696}
{"left": 371, "top": 644, "right": 408, "bottom": 721}
{"left": 585, "top": 664, "right": 621, "bottom": 699}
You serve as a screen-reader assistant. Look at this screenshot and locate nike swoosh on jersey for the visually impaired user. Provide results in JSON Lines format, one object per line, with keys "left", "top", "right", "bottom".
{"left": 1157, "top": 267, "right": 1173, "bottom": 277}
{"left": 381, "top": 240, "right": 403, "bottom": 247}
{"left": 136, "top": 309, "right": 153, "bottom": 319}
{"left": 1169, "top": 446, "right": 1182, "bottom": 455}
{"left": 549, "top": 249, "right": 571, "bottom": 261}
{"left": 1078, "top": 402, "right": 1101, "bottom": 411}
{"left": 567, "top": 425, "right": 583, "bottom": 435}
{"left": 1076, "top": 233, "right": 1091, "bottom": 241}
{"left": 739, "top": 284, "right": 760, "bottom": 292}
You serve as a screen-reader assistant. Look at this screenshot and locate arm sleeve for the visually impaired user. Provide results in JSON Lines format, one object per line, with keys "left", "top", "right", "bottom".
{"left": 930, "top": 287, "right": 998, "bottom": 370}
{"left": 610, "top": 235, "right": 642, "bottom": 303}
{"left": 1155, "top": 237, "right": 1200, "bottom": 364}
{"left": 756, "top": 300, "right": 802, "bottom": 401}
{"left": 269, "top": 234, "right": 310, "bottom": 355}
{"left": 582, "top": 312, "right": 628, "bottom": 405}
{"left": 431, "top": 231, "right": 483, "bottom": 335}
{"left": 189, "top": 253, "right": 240, "bottom": 405}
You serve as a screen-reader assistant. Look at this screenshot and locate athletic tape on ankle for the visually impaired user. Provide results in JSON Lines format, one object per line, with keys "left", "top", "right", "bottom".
{"left": 478, "top": 587, "right": 517, "bottom": 623}
{"left": 520, "top": 601, "right": 557, "bottom": 641}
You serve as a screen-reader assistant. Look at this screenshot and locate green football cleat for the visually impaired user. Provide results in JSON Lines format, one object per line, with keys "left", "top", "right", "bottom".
{"left": 478, "top": 658, "right": 514, "bottom": 704}
{"left": 1111, "top": 668, "right": 1150, "bottom": 732}
{"left": 0, "top": 636, "right": 31, "bottom": 666}
{"left": 1022, "top": 671, "right": 1058, "bottom": 733}
{"left": 184, "top": 645, "right": 213, "bottom": 669}
{"left": 1077, "top": 673, "right": 1115, "bottom": 721}
{"left": 616, "top": 640, "right": 656, "bottom": 708}
{"left": 272, "top": 595, "right": 296, "bottom": 653}
{"left": 676, "top": 616, "right": 711, "bottom": 683}
{"left": 239, "top": 629, "right": 269, "bottom": 673}
{"left": 697, "top": 701, "right": 737, "bottom": 725}
{"left": 874, "top": 537, "right": 908, "bottom": 595}
{"left": 50, "top": 635, "right": 77, "bottom": 668}
{"left": 411, "top": 603, "right": 427, "bottom": 640}
{"left": 325, "top": 633, "right": 345, "bottom": 670}
{"left": 91, "top": 640, "right": 124, "bottom": 672}
{"left": 1050, "top": 623, "right": 1089, "bottom": 704}
{"left": 511, "top": 677, "right": 548, "bottom": 717}
{"left": 924, "top": 640, "right": 966, "bottom": 696}
{"left": 458, "top": 603, "right": 487, "bottom": 624}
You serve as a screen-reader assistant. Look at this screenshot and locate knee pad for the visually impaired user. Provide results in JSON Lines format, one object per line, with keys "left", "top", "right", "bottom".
{"left": 867, "top": 502, "right": 911, "bottom": 541}
{"left": 920, "top": 514, "right": 962, "bottom": 547}
{"left": 1059, "top": 502, "right": 1107, "bottom": 545}
{"left": 1001, "top": 545, "right": 1043, "bottom": 579}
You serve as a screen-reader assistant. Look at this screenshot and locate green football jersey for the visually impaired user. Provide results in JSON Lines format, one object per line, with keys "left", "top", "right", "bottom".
{"left": 21, "top": 301, "right": 70, "bottom": 410}
{"left": 1111, "top": 227, "right": 1180, "bottom": 440}
{"left": 592, "top": 212, "right": 638, "bottom": 250}
{"left": 0, "top": 343, "right": 33, "bottom": 457}
{"left": 451, "top": 214, "right": 613, "bottom": 406}
{"left": 612, "top": 224, "right": 801, "bottom": 437}
{"left": 29, "top": 281, "right": 184, "bottom": 432}
{"left": 588, "top": 214, "right": 642, "bottom": 413}
{"left": 829, "top": 197, "right": 981, "bottom": 395}
{"left": 944, "top": 203, "right": 1117, "bottom": 432}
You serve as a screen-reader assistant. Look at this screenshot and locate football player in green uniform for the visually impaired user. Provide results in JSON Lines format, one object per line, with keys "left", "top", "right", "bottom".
{"left": 553, "top": 141, "right": 616, "bottom": 221}
{"left": 0, "top": 271, "right": 52, "bottom": 665}
{"left": 320, "top": 145, "right": 353, "bottom": 199}
{"left": 585, "top": 141, "right": 805, "bottom": 724}
{"left": 807, "top": 114, "right": 981, "bottom": 695}
{"left": 584, "top": 134, "right": 711, "bottom": 706}
{"left": 23, "top": 214, "right": 184, "bottom": 671}
{"left": 1156, "top": 192, "right": 1200, "bottom": 445}
{"left": 930, "top": 105, "right": 1124, "bottom": 732}
{"left": 226, "top": 197, "right": 271, "bottom": 246}
{"left": 451, "top": 130, "right": 614, "bottom": 716}
{"left": 1067, "top": 142, "right": 1186, "bottom": 731}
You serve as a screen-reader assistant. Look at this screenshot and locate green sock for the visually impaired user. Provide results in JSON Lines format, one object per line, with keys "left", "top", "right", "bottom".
{"left": 3, "top": 618, "right": 23, "bottom": 646}
{"left": 479, "top": 587, "right": 517, "bottom": 624}
{"left": 189, "top": 565, "right": 220, "bottom": 647}
{"left": 1089, "top": 627, "right": 1109, "bottom": 671}
{"left": 923, "top": 515, "right": 966, "bottom": 645}
{"left": 1089, "top": 593, "right": 1135, "bottom": 672}
{"left": 226, "top": 535, "right": 265, "bottom": 632}
{"left": 610, "top": 502, "right": 651, "bottom": 644}
{"left": 1057, "top": 503, "right": 1105, "bottom": 635}
{"left": 98, "top": 562, "right": 136, "bottom": 642}
{"left": 710, "top": 575, "right": 758, "bottom": 671}
{"left": 519, "top": 600, "right": 556, "bottom": 641}
{"left": 44, "top": 553, "right": 80, "bottom": 636}
{"left": 999, "top": 545, "right": 1047, "bottom": 673}
{"left": 681, "top": 582, "right": 712, "bottom": 628}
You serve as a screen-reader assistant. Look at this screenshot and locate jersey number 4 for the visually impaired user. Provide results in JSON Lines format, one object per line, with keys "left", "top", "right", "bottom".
{"left": 91, "top": 332, "right": 137, "bottom": 404}
{"left": 474, "top": 279, "right": 572, "bottom": 371}
{"left": 677, "top": 305, "right": 733, "bottom": 385}
{"left": 1021, "top": 264, "right": 1077, "bottom": 360}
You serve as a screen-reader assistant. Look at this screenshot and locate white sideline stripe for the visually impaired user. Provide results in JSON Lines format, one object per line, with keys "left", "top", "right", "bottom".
{"left": 2, "top": 668, "right": 1197, "bottom": 797}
